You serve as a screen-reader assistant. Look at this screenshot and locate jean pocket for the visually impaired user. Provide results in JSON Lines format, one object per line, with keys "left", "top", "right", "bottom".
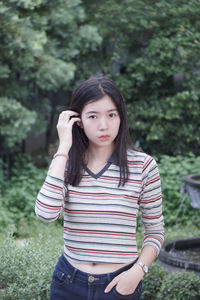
{"left": 52, "top": 269, "right": 71, "bottom": 288}
{"left": 112, "top": 281, "right": 142, "bottom": 299}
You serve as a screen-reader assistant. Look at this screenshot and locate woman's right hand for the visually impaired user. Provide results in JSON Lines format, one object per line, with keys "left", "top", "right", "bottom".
{"left": 56, "top": 110, "right": 81, "bottom": 153}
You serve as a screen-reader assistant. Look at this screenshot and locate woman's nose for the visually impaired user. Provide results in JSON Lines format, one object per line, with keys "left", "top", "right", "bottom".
{"left": 98, "top": 117, "right": 108, "bottom": 130}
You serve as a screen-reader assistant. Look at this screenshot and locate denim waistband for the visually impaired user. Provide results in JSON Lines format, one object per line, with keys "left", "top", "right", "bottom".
{"left": 60, "top": 254, "right": 137, "bottom": 285}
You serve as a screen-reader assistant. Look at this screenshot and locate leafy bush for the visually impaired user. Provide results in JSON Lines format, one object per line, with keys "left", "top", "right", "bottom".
{"left": 142, "top": 264, "right": 200, "bottom": 300}
{"left": 157, "top": 271, "right": 200, "bottom": 300}
{"left": 142, "top": 264, "right": 168, "bottom": 300}
{"left": 158, "top": 153, "right": 200, "bottom": 226}
{"left": 0, "top": 97, "right": 36, "bottom": 149}
{"left": 0, "top": 231, "right": 61, "bottom": 300}
{"left": 0, "top": 154, "right": 47, "bottom": 235}
{"left": 1, "top": 231, "right": 200, "bottom": 300}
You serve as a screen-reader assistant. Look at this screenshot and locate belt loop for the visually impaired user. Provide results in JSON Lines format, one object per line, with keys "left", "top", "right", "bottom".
{"left": 70, "top": 268, "right": 78, "bottom": 283}
{"left": 107, "top": 272, "right": 111, "bottom": 283}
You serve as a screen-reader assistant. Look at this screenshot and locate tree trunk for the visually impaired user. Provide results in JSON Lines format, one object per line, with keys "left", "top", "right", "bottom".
{"left": 45, "top": 97, "right": 56, "bottom": 151}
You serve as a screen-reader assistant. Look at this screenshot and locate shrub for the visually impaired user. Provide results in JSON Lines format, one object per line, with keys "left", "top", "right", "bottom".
{"left": 0, "top": 154, "right": 47, "bottom": 235}
{"left": 142, "top": 262, "right": 200, "bottom": 300}
{"left": 158, "top": 153, "right": 200, "bottom": 226}
{"left": 142, "top": 263, "right": 168, "bottom": 300}
{"left": 0, "top": 97, "right": 36, "bottom": 149}
{"left": 0, "top": 231, "right": 61, "bottom": 300}
{"left": 157, "top": 271, "right": 200, "bottom": 300}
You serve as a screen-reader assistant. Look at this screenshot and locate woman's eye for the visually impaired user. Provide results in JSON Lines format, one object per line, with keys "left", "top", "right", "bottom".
{"left": 89, "top": 115, "right": 97, "bottom": 119}
{"left": 109, "top": 113, "right": 116, "bottom": 118}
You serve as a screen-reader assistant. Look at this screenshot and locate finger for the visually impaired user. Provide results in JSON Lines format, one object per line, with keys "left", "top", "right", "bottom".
{"left": 59, "top": 111, "right": 79, "bottom": 122}
{"left": 104, "top": 276, "right": 119, "bottom": 293}
{"left": 68, "top": 117, "right": 81, "bottom": 127}
{"left": 59, "top": 110, "right": 79, "bottom": 120}
{"left": 61, "top": 110, "right": 79, "bottom": 118}
{"left": 61, "top": 110, "right": 79, "bottom": 114}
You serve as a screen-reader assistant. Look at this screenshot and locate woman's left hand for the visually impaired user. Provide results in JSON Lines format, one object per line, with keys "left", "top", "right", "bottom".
{"left": 104, "top": 264, "right": 144, "bottom": 295}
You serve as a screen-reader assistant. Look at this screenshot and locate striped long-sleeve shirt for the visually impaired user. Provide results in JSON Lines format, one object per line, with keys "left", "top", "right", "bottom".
{"left": 35, "top": 150, "right": 164, "bottom": 264}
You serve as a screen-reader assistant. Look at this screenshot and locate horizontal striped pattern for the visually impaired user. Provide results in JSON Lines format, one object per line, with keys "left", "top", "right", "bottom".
{"left": 35, "top": 150, "right": 164, "bottom": 263}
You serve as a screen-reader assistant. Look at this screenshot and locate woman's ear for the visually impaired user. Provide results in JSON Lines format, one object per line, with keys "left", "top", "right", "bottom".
{"left": 77, "top": 120, "right": 83, "bottom": 128}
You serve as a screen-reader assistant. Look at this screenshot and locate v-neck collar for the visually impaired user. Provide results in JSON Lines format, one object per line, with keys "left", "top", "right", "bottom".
{"left": 84, "top": 152, "right": 119, "bottom": 179}
{"left": 85, "top": 161, "right": 112, "bottom": 179}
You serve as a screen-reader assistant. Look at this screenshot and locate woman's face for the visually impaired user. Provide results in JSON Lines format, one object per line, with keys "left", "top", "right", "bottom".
{"left": 81, "top": 95, "right": 120, "bottom": 149}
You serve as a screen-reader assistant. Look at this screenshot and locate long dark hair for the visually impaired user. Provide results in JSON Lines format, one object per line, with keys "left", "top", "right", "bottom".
{"left": 66, "top": 76, "right": 136, "bottom": 187}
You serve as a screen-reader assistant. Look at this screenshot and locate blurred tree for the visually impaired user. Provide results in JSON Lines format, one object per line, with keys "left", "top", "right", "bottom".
{"left": 0, "top": 0, "right": 102, "bottom": 154}
{"left": 1, "top": 0, "right": 200, "bottom": 158}
{"left": 83, "top": 0, "right": 200, "bottom": 155}
{"left": 0, "top": 98, "right": 36, "bottom": 149}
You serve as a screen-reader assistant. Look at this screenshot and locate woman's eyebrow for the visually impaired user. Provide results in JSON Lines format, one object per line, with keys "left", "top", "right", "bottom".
{"left": 107, "top": 109, "right": 118, "bottom": 112}
{"left": 85, "top": 110, "right": 98, "bottom": 114}
{"left": 85, "top": 109, "right": 117, "bottom": 115}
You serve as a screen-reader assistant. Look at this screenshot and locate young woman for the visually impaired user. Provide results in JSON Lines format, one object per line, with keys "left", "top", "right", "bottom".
{"left": 35, "top": 76, "right": 164, "bottom": 300}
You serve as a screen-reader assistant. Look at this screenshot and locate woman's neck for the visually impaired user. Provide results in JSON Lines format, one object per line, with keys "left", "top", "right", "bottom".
{"left": 86, "top": 144, "right": 115, "bottom": 164}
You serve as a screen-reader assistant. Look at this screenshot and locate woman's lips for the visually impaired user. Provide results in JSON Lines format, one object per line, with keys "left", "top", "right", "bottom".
{"left": 98, "top": 135, "right": 110, "bottom": 141}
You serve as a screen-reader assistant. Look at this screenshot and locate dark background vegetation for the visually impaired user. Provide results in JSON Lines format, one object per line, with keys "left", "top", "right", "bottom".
{"left": 1, "top": 0, "right": 200, "bottom": 158}
{"left": 0, "top": 0, "right": 200, "bottom": 299}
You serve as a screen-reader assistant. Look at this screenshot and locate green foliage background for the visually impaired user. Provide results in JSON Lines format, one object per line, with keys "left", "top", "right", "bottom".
{"left": 158, "top": 154, "right": 200, "bottom": 226}
{"left": 0, "top": 0, "right": 102, "bottom": 151}
{"left": 83, "top": 0, "right": 200, "bottom": 155}
{"left": 0, "top": 232, "right": 200, "bottom": 300}
{"left": 0, "top": 0, "right": 200, "bottom": 155}
{"left": 0, "top": 1, "right": 200, "bottom": 298}
{"left": 0, "top": 231, "right": 60, "bottom": 300}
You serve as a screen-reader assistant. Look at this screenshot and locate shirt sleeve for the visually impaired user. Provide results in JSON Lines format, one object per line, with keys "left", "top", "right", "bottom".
{"left": 139, "top": 155, "right": 165, "bottom": 255}
{"left": 35, "top": 174, "right": 67, "bottom": 222}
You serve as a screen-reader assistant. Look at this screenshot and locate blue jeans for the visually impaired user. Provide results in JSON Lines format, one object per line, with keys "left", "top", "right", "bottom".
{"left": 50, "top": 254, "right": 142, "bottom": 300}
